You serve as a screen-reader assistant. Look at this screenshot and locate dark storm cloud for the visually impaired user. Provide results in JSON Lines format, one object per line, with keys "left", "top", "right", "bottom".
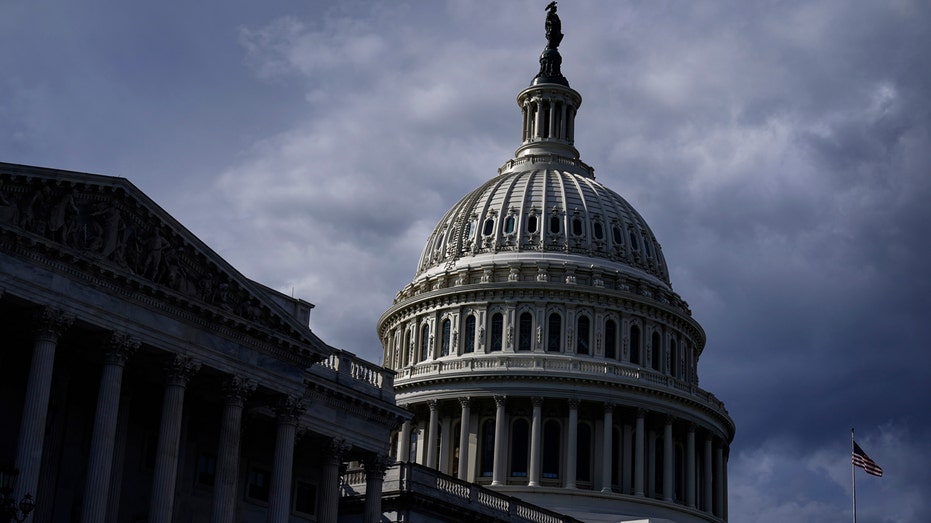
{"left": 2, "top": 0, "right": 930, "bottom": 520}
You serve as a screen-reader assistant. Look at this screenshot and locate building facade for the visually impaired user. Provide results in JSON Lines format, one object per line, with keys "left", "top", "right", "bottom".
{"left": 0, "top": 162, "right": 408, "bottom": 523}
{"left": 377, "top": 6, "right": 735, "bottom": 523}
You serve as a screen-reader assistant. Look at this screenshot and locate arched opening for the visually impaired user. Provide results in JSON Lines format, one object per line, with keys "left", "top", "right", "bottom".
{"left": 630, "top": 324, "right": 641, "bottom": 365}
{"left": 576, "top": 315, "right": 590, "bottom": 355}
{"left": 651, "top": 331, "right": 662, "bottom": 371}
{"left": 510, "top": 419, "right": 530, "bottom": 478}
{"left": 547, "top": 313, "right": 562, "bottom": 352}
{"left": 441, "top": 318, "right": 451, "bottom": 357}
{"left": 464, "top": 315, "right": 476, "bottom": 354}
{"left": 605, "top": 319, "right": 618, "bottom": 359}
{"left": 518, "top": 312, "right": 533, "bottom": 351}
{"left": 420, "top": 323, "right": 430, "bottom": 362}
{"left": 490, "top": 313, "right": 503, "bottom": 352}
{"left": 543, "top": 420, "right": 561, "bottom": 480}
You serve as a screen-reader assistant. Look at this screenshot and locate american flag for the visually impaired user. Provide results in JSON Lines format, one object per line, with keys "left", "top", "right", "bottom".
{"left": 852, "top": 441, "right": 883, "bottom": 477}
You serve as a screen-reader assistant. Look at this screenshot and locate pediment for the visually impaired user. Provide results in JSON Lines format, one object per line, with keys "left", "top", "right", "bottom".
{"left": 0, "top": 162, "right": 332, "bottom": 367}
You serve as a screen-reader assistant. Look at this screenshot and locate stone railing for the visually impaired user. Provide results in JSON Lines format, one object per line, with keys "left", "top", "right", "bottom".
{"left": 395, "top": 355, "right": 725, "bottom": 411}
{"left": 341, "top": 462, "right": 583, "bottom": 523}
{"left": 310, "top": 349, "right": 395, "bottom": 402}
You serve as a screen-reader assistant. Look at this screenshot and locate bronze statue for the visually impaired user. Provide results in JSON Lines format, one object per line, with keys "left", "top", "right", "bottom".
{"left": 545, "top": 1, "right": 562, "bottom": 49}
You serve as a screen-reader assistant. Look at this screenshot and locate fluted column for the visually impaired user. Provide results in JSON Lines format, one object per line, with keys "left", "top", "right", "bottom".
{"left": 565, "top": 399, "right": 579, "bottom": 489}
{"left": 703, "top": 436, "right": 713, "bottom": 512}
{"left": 491, "top": 395, "right": 507, "bottom": 486}
{"left": 528, "top": 397, "right": 543, "bottom": 487}
{"left": 267, "top": 396, "right": 305, "bottom": 523}
{"left": 601, "top": 403, "right": 614, "bottom": 493}
{"left": 82, "top": 332, "right": 139, "bottom": 523}
{"left": 634, "top": 409, "right": 645, "bottom": 497}
{"left": 622, "top": 424, "right": 633, "bottom": 494}
{"left": 149, "top": 355, "right": 200, "bottom": 523}
{"left": 439, "top": 415, "right": 452, "bottom": 474}
{"left": 458, "top": 398, "right": 471, "bottom": 480}
{"left": 714, "top": 442, "right": 725, "bottom": 517}
{"left": 319, "top": 438, "right": 350, "bottom": 523}
{"left": 363, "top": 455, "right": 389, "bottom": 523}
{"left": 426, "top": 399, "right": 439, "bottom": 469}
{"left": 14, "top": 308, "right": 72, "bottom": 504}
{"left": 211, "top": 376, "right": 256, "bottom": 523}
{"left": 686, "top": 424, "right": 696, "bottom": 508}
{"left": 397, "top": 418, "right": 412, "bottom": 462}
{"left": 663, "top": 416, "right": 674, "bottom": 501}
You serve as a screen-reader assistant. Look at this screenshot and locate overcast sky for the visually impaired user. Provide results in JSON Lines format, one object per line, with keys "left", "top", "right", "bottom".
{"left": 3, "top": 1, "right": 930, "bottom": 521}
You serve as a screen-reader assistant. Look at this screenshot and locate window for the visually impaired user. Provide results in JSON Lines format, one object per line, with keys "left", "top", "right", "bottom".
{"left": 527, "top": 215, "right": 538, "bottom": 234}
{"left": 576, "top": 316, "right": 590, "bottom": 355}
{"left": 547, "top": 313, "right": 562, "bottom": 352}
{"left": 644, "top": 237, "right": 652, "bottom": 256}
{"left": 420, "top": 323, "right": 430, "bottom": 362}
{"left": 293, "top": 481, "right": 317, "bottom": 516}
{"left": 441, "top": 319, "right": 451, "bottom": 356}
{"left": 246, "top": 466, "right": 270, "bottom": 502}
{"left": 518, "top": 312, "right": 533, "bottom": 351}
{"left": 464, "top": 315, "right": 476, "bottom": 353}
{"left": 542, "top": 420, "right": 561, "bottom": 479}
{"left": 464, "top": 220, "right": 475, "bottom": 239}
{"left": 612, "top": 225, "right": 623, "bottom": 245}
{"left": 605, "top": 319, "right": 618, "bottom": 359}
{"left": 577, "top": 423, "right": 592, "bottom": 482}
{"left": 402, "top": 329, "right": 411, "bottom": 366}
{"left": 629, "top": 230, "right": 639, "bottom": 250}
{"left": 490, "top": 313, "right": 503, "bottom": 352}
{"left": 480, "top": 420, "right": 495, "bottom": 477}
{"left": 549, "top": 215, "right": 560, "bottom": 234}
{"left": 630, "top": 325, "right": 641, "bottom": 365}
{"left": 593, "top": 221, "right": 604, "bottom": 240}
{"left": 504, "top": 215, "right": 516, "bottom": 234}
{"left": 510, "top": 419, "right": 530, "bottom": 477}
{"left": 572, "top": 217, "right": 583, "bottom": 236}
{"left": 651, "top": 331, "right": 662, "bottom": 371}
{"left": 483, "top": 218, "right": 495, "bottom": 236}
{"left": 670, "top": 339, "right": 678, "bottom": 378}
{"left": 196, "top": 453, "right": 216, "bottom": 487}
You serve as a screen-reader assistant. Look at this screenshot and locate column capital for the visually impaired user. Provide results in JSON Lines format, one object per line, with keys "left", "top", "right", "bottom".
{"left": 493, "top": 395, "right": 507, "bottom": 408}
{"left": 363, "top": 454, "right": 391, "bottom": 478}
{"left": 222, "top": 375, "right": 257, "bottom": 406}
{"left": 274, "top": 395, "right": 306, "bottom": 425}
{"left": 458, "top": 397, "right": 471, "bottom": 409}
{"left": 35, "top": 306, "right": 74, "bottom": 340}
{"left": 687, "top": 422, "right": 696, "bottom": 433}
{"left": 665, "top": 414, "right": 675, "bottom": 425}
{"left": 427, "top": 399, "right": 439, "bottom": 411}
{"left": 531, "top": 397, "right": 544, "bottom": 408}
{"left": 104, "top": 331, "right": 140, "bottom": 365}
{"left": 603, "top": 402, "right": 615, "bottom": 414}
{"left": 567, "top": 398, "right": 580, "bottom": 410}
{"left": 164, "top": 354, "right": 200, "bottom": 385}
{"left": 325, "top": 437, "right": 352, "bottom": 462}
{"left": 636, "top": 407, "right": 647, "bottom": 419}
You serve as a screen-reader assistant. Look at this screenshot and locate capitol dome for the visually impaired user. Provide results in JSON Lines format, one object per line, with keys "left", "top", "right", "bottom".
{"left": 379, "top": 6, "right": 733, "bottom": 523}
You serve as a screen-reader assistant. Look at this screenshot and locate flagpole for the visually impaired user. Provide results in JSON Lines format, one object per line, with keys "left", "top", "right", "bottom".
{"left": 851, "top": 428, "right": 857, "bottom": 523}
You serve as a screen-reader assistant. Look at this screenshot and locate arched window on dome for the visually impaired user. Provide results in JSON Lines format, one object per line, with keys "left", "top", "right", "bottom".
{"left": 527, "top": 214, "right": 538, "bottom": 234}
{"left": 644, "top": 236, "right": 652, "bottom": 257}
{"left": 441, "top": 319, "right": 451, "bottom": 357}
{"left": 463, "top": 315, "right": 476, "bottom": 354}
{"left": 572, "top": 217, "right": 583, "bottom": 236}
{"left": 480, "top": 419, "right": 495, "bottom": 477}
{"left": 490, "top": 313, "right": 503, "bottom": 352}
{"left": 402, "top": 328, "right": 411, "bottom": 367}
{"left": 577, "top": 422, "right": 593, "bottom": 483}
{"left": 542, "top": 420, "right": 561, "bottom": 479}
{"left": 504, "top": 215, "right": 516, "bottom": 234}
{"left": 629, "top": 229, "right": 640, "bottom": 251}
{"left": 630, "top": 324, "right": 641, "bottom": 365}
{"left": 613, "top": 224, "right": 624, "bottom": 245}
{"left": 518, "top": 312, "right": 533, "bottom": 351}
{"left": 576, "top": 315, "right": 591, "bottom": 355}
{"left": 420, "top": 323, "right": 431, "bottom": 362}
{"left": 605, "top": 319, "right": 618, "bottom": 360}
{"left": 483, "top": 218, "right": 495, "bottom": 236}
{"left": 510, "top": 418, "right": 530, "bottom": 478}
{"left": 546, "top": 313, "right": 562, "bottom": 352}
{"left": 651, "top": 331, "right": 662, "bottom": 372}
{"left": 593, "top": 221, "right": 604, "bottom": 240}
{"left": 549, "top": 215, "right": 561, "bottom": 234}
{"left": 670, "top": 338, "right": 678, "bottom": 378}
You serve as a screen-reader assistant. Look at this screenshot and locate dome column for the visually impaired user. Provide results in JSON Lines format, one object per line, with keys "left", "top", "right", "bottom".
{"left": 634, "top": 409, "right": 645, "bottom": 497}
{"left": 600, "top": 403, "right": 614, "bottom": 493}
{"left": 397, "top": 416, "right": 412, "bottom": 462}
{"left": 426, "top": 399, "right": 440, "bottom": 468}
{"left": 715, "top": 442, "right": 725, "bottom": 517}
{"left": 565, "top": 399, "right": 579, "bottom": 489}
{"left": 622, "top": 423, "right": 633, "bottom": 494}
{"left": 491, "top": 395, "right": 508, "bottom": 486}
{"left": 528, "top": 397, "right": 543, "bottom": 487}
{"left": 703, "top": 435, "right": 713, "bottom": 512}
{"left": 457, "top": 398, "right": 472, "bottom": 480}
{"left": 663, "top": 416, "right": 674, "bottom": 501}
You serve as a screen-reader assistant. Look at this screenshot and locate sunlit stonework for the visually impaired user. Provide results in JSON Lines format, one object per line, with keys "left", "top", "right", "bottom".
{"left": 378, "top": 4, "right": 735, "bottom": 522}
